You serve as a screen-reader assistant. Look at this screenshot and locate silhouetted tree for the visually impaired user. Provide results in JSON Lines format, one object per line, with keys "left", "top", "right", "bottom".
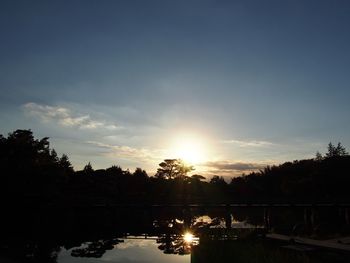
{"left": 133, "top": 167, "right": 148, "bottom": 178}
{"left": 190, "top": 174, "right": 206, "bottom": 182}
{"left": 59, "top": 154, "right": 74, "bottom": 174}
{"left": 106, "top": 165, "right": 124, "bottom": 176}
{"left": 3, "top": 128, "right": 350, "bottom": 207}
{"left": 315, "top": 151, "right": 323, "bottom": 161}
{"left": 83, "top": 162, "right": 94, "bottom": 175}
{"left": 326, "top": 142, "right": 348, "bottom": 158}
{"left": 209, "top": 175, "right": 226, "bottom": 186}
{"left": 155, "top": 159, "right": 194, "bottom": 180}
{"left": 0, "top": 129, "right": 78, "bottom": 206}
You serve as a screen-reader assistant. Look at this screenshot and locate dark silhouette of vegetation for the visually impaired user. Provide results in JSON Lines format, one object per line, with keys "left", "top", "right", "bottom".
{"left": 326, "top": 142, "right": 348, "bottom": 158}
{"left": 155, "top": 159, "right": 194, "bottom": 179}
{"left": 0, "top": 129, "right": 73, "bottom": 206}
{"left": 1, "top": 130, "right": 350, "bottom": 262}
{"left": 229, "top": 142, "right": 350, "bottom": 203}
{"left": 1, "top": 130, "right": 350, "bottom": 207}
{"left": 2, "top": 203, "right": 348, "bottom": 262}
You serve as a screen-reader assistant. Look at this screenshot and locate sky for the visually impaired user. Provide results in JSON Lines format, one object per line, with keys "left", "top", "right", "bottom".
{"left": 1, "top": 0, "right": 350, "bottom": 178}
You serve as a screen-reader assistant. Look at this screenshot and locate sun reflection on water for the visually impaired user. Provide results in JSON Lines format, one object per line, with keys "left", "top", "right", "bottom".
{"left": 183, "top": 232, "right": 194, "bottom": 243}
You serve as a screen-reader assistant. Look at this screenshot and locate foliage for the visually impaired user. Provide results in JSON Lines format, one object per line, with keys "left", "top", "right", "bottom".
{"left": 210, "top": 175, "right": 226, "bottom": 186}
{"left": 83, "top": 162, "right": 94, "bottom": 175}
{"left": 1, "top": 129, "right": 350, "bottom": 207}
{"left": 0, "top": 129, "right": 73, "bottom": 204}
{"left": 325, "top": 142, "right": 348, "bottom": 158}
{"left": 155, "top": 159, "right": 194, "bottom": 179}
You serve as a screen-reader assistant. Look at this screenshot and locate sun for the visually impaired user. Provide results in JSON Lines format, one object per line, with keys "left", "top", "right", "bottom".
{"left": 169, "top": 134, "right": 208, "bottom": 164}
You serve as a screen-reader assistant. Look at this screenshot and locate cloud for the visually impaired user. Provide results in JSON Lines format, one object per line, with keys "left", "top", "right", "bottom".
{"left": 23, "top": 102, "right": 120, "bottom": 130}
{"left": 221, "top": 139, "right": 274, "bottom": 148}
{"left": 200, "top": 160, "right": 270, "bottom": 178}
{"left": 86, "top": 141, "right": 165, "bottom": 163}
{"left": 102, "top": 258, "right": 150, "bottom": 263}
{"left": 116, "top": 239, "right": 151, "bottom": 250}
{"left": 204, "top": 161, "right": 267, "bottom": 171}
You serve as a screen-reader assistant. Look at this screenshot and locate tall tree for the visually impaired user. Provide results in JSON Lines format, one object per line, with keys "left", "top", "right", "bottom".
{"left": 326, "top": 142, "right": 348, "bottom": 157}
{"left": 209, "top": 175, "right": 227, "bottom": 186}
{"left": 133, "top": 167, "right": 148, "bottom": 178}
{"left": 83, "top": 162, "right": 94, "bottom": 175}
{"left": 155, "top": 159, "right": 194, "bottom": 179}
{"left": 315, "top": 151, "right": 323, "bottom": 161}
{"left": 59, "top": 154, "right": 74, "bottom": 174}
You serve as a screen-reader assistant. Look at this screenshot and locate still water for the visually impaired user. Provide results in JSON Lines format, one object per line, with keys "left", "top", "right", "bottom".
{"left": 55, "top": 212, "right": 257, "bottom": 263}
{"left": 2, "top": 206, "right": 349, "bottom": 262}
{"left": 58, "top": 237, "right": 190, "bottom": 263}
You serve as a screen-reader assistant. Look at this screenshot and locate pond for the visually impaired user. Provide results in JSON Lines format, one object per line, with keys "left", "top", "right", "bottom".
{"left": 1, "top": 205, "right": 350, "bottom": 262}
{"left": 58, "top": 237, "right": 190, "bottom": 263}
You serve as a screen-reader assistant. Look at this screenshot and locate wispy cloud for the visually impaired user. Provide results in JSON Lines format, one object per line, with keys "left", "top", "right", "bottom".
{"left": 204, "top": 161, "right": 267, "bottom": 171}
{"left": 86, "top": 140, "right": 165, "bottom": 163}
{"left": 221, "top": 139, "right": 275, "bottom": 148}
{"left": 23, "top": 102, "right": 120, "bottom": 130}
{"left": 200, "top": 160, "right": 270, "bottom": 179}
{"left": 116, "top": 239, "right": 150, "bottom": 250}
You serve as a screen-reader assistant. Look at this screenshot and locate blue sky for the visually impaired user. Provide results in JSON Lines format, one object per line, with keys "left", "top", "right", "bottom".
{"left": 1, "top": 0, "right": 350, "bottom": 178}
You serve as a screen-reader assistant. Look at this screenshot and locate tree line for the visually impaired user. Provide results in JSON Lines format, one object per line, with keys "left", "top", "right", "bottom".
{"left": 1, "top": 129, "right": 350, "bottom": 206}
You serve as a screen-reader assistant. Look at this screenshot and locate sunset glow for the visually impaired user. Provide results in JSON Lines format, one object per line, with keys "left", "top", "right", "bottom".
{"left": 1, "top": 0, "right": 349, "bottom": 177}
{"left": 169, "top": 134, "right": 208, "bottom": 164}
{"left": 183, "top": 232, "right": 194, "bottom": 243}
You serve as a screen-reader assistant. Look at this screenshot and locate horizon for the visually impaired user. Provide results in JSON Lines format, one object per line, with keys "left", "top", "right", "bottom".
{"left": 1, "top": 0, "right": 350, "bottom": 179}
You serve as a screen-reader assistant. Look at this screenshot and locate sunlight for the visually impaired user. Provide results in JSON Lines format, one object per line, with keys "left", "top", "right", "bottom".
{"left": 169, "top": 134, "right": 208, "bottom": 164}
{"left": 183, "top": 232, "right": 194, "bottom": 243}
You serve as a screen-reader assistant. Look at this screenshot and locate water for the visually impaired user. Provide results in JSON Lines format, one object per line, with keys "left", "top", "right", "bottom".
{"left": 58, "top": 237, "right": 190, "bottom": 263}
{"left": 54, "top": 209, "right": 255, "bottom": 263}
{"left": 2, "top": 205, "right": 349, "bottom": 262}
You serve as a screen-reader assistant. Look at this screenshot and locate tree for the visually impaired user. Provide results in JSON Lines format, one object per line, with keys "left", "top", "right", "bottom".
{"left": 2, "top": 129, "right": 52, "bottom": 173}
{"left": 155, "top": 159, "right": 177, "bottom": 179}
{"left": 336, "top": 142, "right": 348, "bottom": 156}
{"left": 155, "top": 159, "right": 194, "bottom": 179}
{"left": 106, "top": 165, "right": 123, "bottom": 176}
{"left": 209, "top": 175, "right": 227, "bottom": 186}
{"left": 59, "top": 154, "right": 74, "bottom": 174}
{"left": 0, "top": 129, "right": 76, "bottom": 205}
{"left": 325, "top": 142, "right": 348, "bottom": 158}
{"left": 50, "top": 149, "right": 58, "bottom": 162}
{"left": 133, "top": 167, "right": 148, "bottom": 178}
{"left": 190, "top": 174, "right": 206, "bottom": 182}
{"left": 83, "top": 162, "right": 94, "bottom": 175}
{"left": 315, "top": 151, "right": 323, "bottom": 161}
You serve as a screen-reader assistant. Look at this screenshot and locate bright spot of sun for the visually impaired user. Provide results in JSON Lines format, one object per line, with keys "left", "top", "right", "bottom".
{"left": 183, "top": 232, "right": 194, "bottom": 243}
{"left": 169, "top": 134, "right": 208, "bottom": 164}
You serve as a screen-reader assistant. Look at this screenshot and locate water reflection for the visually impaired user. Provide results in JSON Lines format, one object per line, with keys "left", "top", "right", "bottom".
{"left": 155, "top": 232, "right": 199, "bottom": 255}
{"left": 183, "top": 232, "right": 194, "bottom": 243}
{"left": 58, "top": 209, "right": 239, "bottom": 261}
{"left": 59, "top": 238, "right": 190, "bottom": 263}
{"left": 70, "top": 238, "right": 123, "bottom": 258}
{"left": 1, "top": 206, "right": 350, "bottom": 262}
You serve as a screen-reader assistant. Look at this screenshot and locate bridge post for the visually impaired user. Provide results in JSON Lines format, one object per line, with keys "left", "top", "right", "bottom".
{"left": 345, "top": 208, "right": 350, "bottom": 225}
{"left": 263, "top": 207, "right": 270, "bottom": 231}
{"left": 225, "top": 205, "right": 232, "bottom": 229}
{"left": 183, "top": 206, "right": 191, "bottom": 229}
{"left": 310, "top": 207, "right": 316, "bottom": 231}
{"left": 304, "top": 207, "right": 311, "bottom": 233}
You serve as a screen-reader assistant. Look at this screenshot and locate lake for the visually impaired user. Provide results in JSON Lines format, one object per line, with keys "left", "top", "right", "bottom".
{"left": 1, "top": 205, "right": 350, "bottom": 262}
{"left": 58, "top": 237, "right": 190, "bottom": 263}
